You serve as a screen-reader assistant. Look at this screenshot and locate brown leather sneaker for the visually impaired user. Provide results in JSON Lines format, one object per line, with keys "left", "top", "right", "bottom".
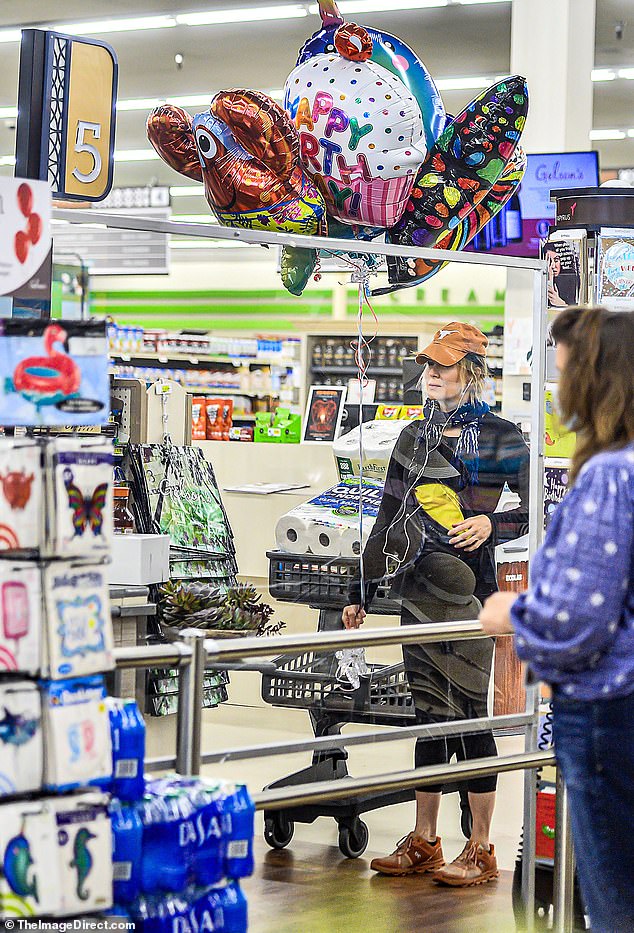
{"left": 432, "top": 841, "right": 499, "bottom": 887}
{"left": 370, "top": 833, "right": 445, "bottom": 876}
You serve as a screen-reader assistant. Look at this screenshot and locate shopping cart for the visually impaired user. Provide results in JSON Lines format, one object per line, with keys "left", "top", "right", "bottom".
{"left": 261, "top": 550, "right": 473, "bottom": 858}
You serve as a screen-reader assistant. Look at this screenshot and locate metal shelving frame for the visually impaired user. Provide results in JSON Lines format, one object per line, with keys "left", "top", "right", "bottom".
{"left": 53, "top": 208, "right": 555, "bottom": 931}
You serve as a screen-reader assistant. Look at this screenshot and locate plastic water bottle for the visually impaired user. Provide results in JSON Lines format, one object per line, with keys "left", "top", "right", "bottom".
{"left": 108, "top": 698, "right": 146, "bottom": 801}
{"left": 131, "top": 892, "right": 191, "bottom": 933}
{"left": 137, "top": 785, "right": 195, "bottom": 894}
{"left": 202, "top": 882, "right": 248, "bottom": 933}
{"left": 185, "top": 780, "right": 227, "bottom": 886}
{"left": 222, "top": 785, "right": 255, "bottom": 879}
{"left": 110, "top": 798, "right": 143, "bottom": 904}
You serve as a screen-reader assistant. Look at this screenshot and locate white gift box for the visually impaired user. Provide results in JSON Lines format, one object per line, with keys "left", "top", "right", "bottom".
{"left": 108, "top": 533, "right": 171, "bottom": 585}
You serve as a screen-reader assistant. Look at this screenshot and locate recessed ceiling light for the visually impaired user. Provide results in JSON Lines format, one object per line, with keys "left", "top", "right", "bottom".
{"left": 435, "top": 76, "right": 494, "bottom": 90}
{"left": 114, "top": 149, "right": 162, "bottom": 162}
{"left": 618, "top": 68, "right": 634, "bottom": 80}
{"left": 170, "top": 186, "right": 205, "bottom": 197}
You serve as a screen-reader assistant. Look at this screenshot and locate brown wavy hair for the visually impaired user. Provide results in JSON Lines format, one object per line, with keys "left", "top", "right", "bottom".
{"left": 550, "top": 307, "right": 634, "bottom": 481}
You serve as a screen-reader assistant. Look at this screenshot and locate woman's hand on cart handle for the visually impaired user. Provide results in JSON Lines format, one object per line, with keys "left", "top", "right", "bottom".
{"left": 342, "top": 605, "right": 367, "bottom": 629}
{"left": 448, "top": 514, "right": 493, "bottom": 552}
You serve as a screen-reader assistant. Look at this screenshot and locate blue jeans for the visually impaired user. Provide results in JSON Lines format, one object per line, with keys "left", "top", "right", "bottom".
{"left": 553, "top": 689, "right": 634, "bottom": 933}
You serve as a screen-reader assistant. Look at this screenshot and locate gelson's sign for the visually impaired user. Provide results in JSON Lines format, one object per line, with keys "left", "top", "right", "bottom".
{"left": 15, "top": 30, "right": 118, "bottom": 202}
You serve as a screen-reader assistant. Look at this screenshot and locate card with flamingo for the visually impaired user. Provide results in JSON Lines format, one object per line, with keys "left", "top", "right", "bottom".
{"left": 0, "top": 319, "right": 108, "bottom": 427}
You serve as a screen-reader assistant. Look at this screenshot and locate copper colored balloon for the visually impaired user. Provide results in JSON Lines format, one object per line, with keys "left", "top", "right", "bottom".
{"left": 147, "top": 105, "right": 202, "bottom": 181}
{"left": 211, "top": 90, "right": 299, "bottom": 180}
{"left": 334, "top": 22, "right": 373, "bottom": 61}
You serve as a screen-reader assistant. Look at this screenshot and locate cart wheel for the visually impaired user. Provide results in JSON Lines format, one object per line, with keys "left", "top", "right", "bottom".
{"left": 338, "top": 819, "right": 369, "bottom": 858}
{"left": 264, "top": 814, "right": 294, "bottom": 850}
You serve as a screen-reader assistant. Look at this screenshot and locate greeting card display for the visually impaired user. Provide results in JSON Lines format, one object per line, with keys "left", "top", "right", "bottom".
{"left": 0, "top": 439, "right": 43, "bottom": 556}
{"left": 43, "top": 562, "right": 114, "bottom": 679}
{"left": 0, "top": 563, "right": 42, "bottom": 674}
{"left": 52, "top": 793, "right": 113, "bottom": 916}
{"left": 544, "top": 388, "right": 576, "bottom": 459}
{"left": 0, "top": 799, "right": 61, "bottom": 918}
{"left": 40, "top": 675, "right": 112, "bottom": 792}
{"left": 0, "top": 320, "right": 109, "bottom": 427}
{"left": 49, "top": 438, "right": 114, "bottom": 559}
{"left": 0, "top": 681, "right": 43, "bottom": 797}
{"left": 597, "top": 233, "right": 634, "bottom": 310}
{"left": 544, "top": 458, "right": 571, "bottom": 529}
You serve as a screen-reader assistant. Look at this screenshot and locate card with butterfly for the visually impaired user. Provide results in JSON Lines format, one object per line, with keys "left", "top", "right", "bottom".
{"left": 48, "top": 438, "right": 114, "bottom": 560}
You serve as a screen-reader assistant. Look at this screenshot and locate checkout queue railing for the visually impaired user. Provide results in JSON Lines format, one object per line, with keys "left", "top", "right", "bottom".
{"left": 113, "top": 623, "right": 573, "bottom": 933}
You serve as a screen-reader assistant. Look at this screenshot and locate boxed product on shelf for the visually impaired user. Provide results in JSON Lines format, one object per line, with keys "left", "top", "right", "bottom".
{"left": 52, "top": 792, "right": 113, "bottom": 915}
{"left": 0, "top": 797, "right": 62, "bottom": 917}
{"left": 0, "top": 560, "right": 113, "bottom": 679}
{"left": 0, "top": 680, "right": 43, "bottom": 796}
{"left": 0, "top": 319, "right": 110, "bottom": 428}
{"left": 0, "top": 437, "right": 113, "bottom": 560}
{"left": 40, "top": 675, "right": 112, "bottom": 792}
{"left": 108, "top": 534, "right": 171, "bottom": 587}
{"left": 206, "top": 399, "right": 233, "bottom": 441}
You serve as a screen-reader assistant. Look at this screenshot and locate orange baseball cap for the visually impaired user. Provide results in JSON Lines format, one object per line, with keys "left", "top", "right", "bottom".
{"left": 416, "top": 322, "right": 488, "bottom": 366}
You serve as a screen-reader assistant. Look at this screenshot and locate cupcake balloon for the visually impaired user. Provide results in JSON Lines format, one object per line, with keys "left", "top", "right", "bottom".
{"left": 284, "top": 22, "right": 427, "bottom": 229}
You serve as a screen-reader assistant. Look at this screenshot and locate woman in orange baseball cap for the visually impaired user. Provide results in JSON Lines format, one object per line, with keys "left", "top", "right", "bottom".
{"left": 343, "top": 320, "right": 529, "bottom": 887}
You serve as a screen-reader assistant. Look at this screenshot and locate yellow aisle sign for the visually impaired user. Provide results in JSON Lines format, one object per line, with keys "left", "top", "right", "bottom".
{"left": 15, "top": 30, "right": 118, "bottom": 202}
{"left": 64, "top": 40, "right": 116, "bottom": 199}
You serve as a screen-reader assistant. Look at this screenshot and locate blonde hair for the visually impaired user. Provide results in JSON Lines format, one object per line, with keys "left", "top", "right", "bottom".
{"left": 418, "top": 355, "right": 488, "bottom": 404}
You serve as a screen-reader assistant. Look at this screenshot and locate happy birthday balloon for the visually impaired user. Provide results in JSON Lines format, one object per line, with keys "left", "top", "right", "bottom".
{"left": 298, "top": 0, "right": 446, "bottom": 153}
{"left": 285, "top": 22, "right": 426, "bottom": 229}
{"left": 147, "top": 90, "right": 326, "bottom": 236}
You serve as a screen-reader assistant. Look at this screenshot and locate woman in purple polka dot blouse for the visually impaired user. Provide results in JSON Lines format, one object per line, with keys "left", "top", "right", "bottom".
{"left": 481, "top": 307, "right": 634, "bottom": 933}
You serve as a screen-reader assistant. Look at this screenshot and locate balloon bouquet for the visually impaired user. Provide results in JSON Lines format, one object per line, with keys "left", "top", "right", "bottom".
{"left": 147, "top": 0, "right": 528, "bottom": 296}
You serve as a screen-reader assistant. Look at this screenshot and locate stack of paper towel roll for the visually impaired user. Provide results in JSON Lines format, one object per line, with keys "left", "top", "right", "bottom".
{"left": 275, "top": 512, "right": 375, "bottom": 557}
{"left": 274, "top": 479, "right": 383, "bottom": 557}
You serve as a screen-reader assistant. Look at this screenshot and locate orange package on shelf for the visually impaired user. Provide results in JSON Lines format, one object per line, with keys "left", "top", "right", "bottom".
{"left": 221, "top": 399, "right": 234, "bottom": 441}
{"left": 205, "top": 398, "right": 224, "bottom": 441}
{"left": 191, "top": 397, "right": 207, "bottom": 440}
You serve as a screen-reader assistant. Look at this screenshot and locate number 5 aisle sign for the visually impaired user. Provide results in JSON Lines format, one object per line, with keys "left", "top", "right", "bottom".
{"left": 15, "top": 30, "right": 118, "bottom": 202}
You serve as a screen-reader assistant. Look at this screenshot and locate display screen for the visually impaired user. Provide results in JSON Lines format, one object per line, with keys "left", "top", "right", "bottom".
{"left": 468, "top": 151, "right": 600, "bottom": 257}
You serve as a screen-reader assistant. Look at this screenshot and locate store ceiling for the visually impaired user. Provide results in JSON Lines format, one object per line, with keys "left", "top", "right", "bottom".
{"left": 0, "top": 0, "right": 632, "bottom": 221}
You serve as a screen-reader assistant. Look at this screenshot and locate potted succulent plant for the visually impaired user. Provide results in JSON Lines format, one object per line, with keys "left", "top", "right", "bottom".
{"left": 159, "top": 581, "right": 285, "bottom": 639}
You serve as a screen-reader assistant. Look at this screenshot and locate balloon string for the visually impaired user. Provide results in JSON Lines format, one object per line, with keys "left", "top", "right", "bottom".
{"left": 357, "top": 280, "right": 366, "bottom": 611}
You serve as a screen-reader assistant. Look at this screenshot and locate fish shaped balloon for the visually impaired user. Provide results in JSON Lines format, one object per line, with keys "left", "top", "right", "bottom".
{"left": 147, "top": 91, "right": 326, "bottom": 236}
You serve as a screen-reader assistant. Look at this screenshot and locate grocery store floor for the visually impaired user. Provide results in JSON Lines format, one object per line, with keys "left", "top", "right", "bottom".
{"left": 146, "top": 690, "right": 528, "bottom": 933}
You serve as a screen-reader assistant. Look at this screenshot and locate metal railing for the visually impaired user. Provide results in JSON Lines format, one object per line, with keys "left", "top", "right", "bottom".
{"left": 113, "top": 621, "right": 576, "bottom": 933}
